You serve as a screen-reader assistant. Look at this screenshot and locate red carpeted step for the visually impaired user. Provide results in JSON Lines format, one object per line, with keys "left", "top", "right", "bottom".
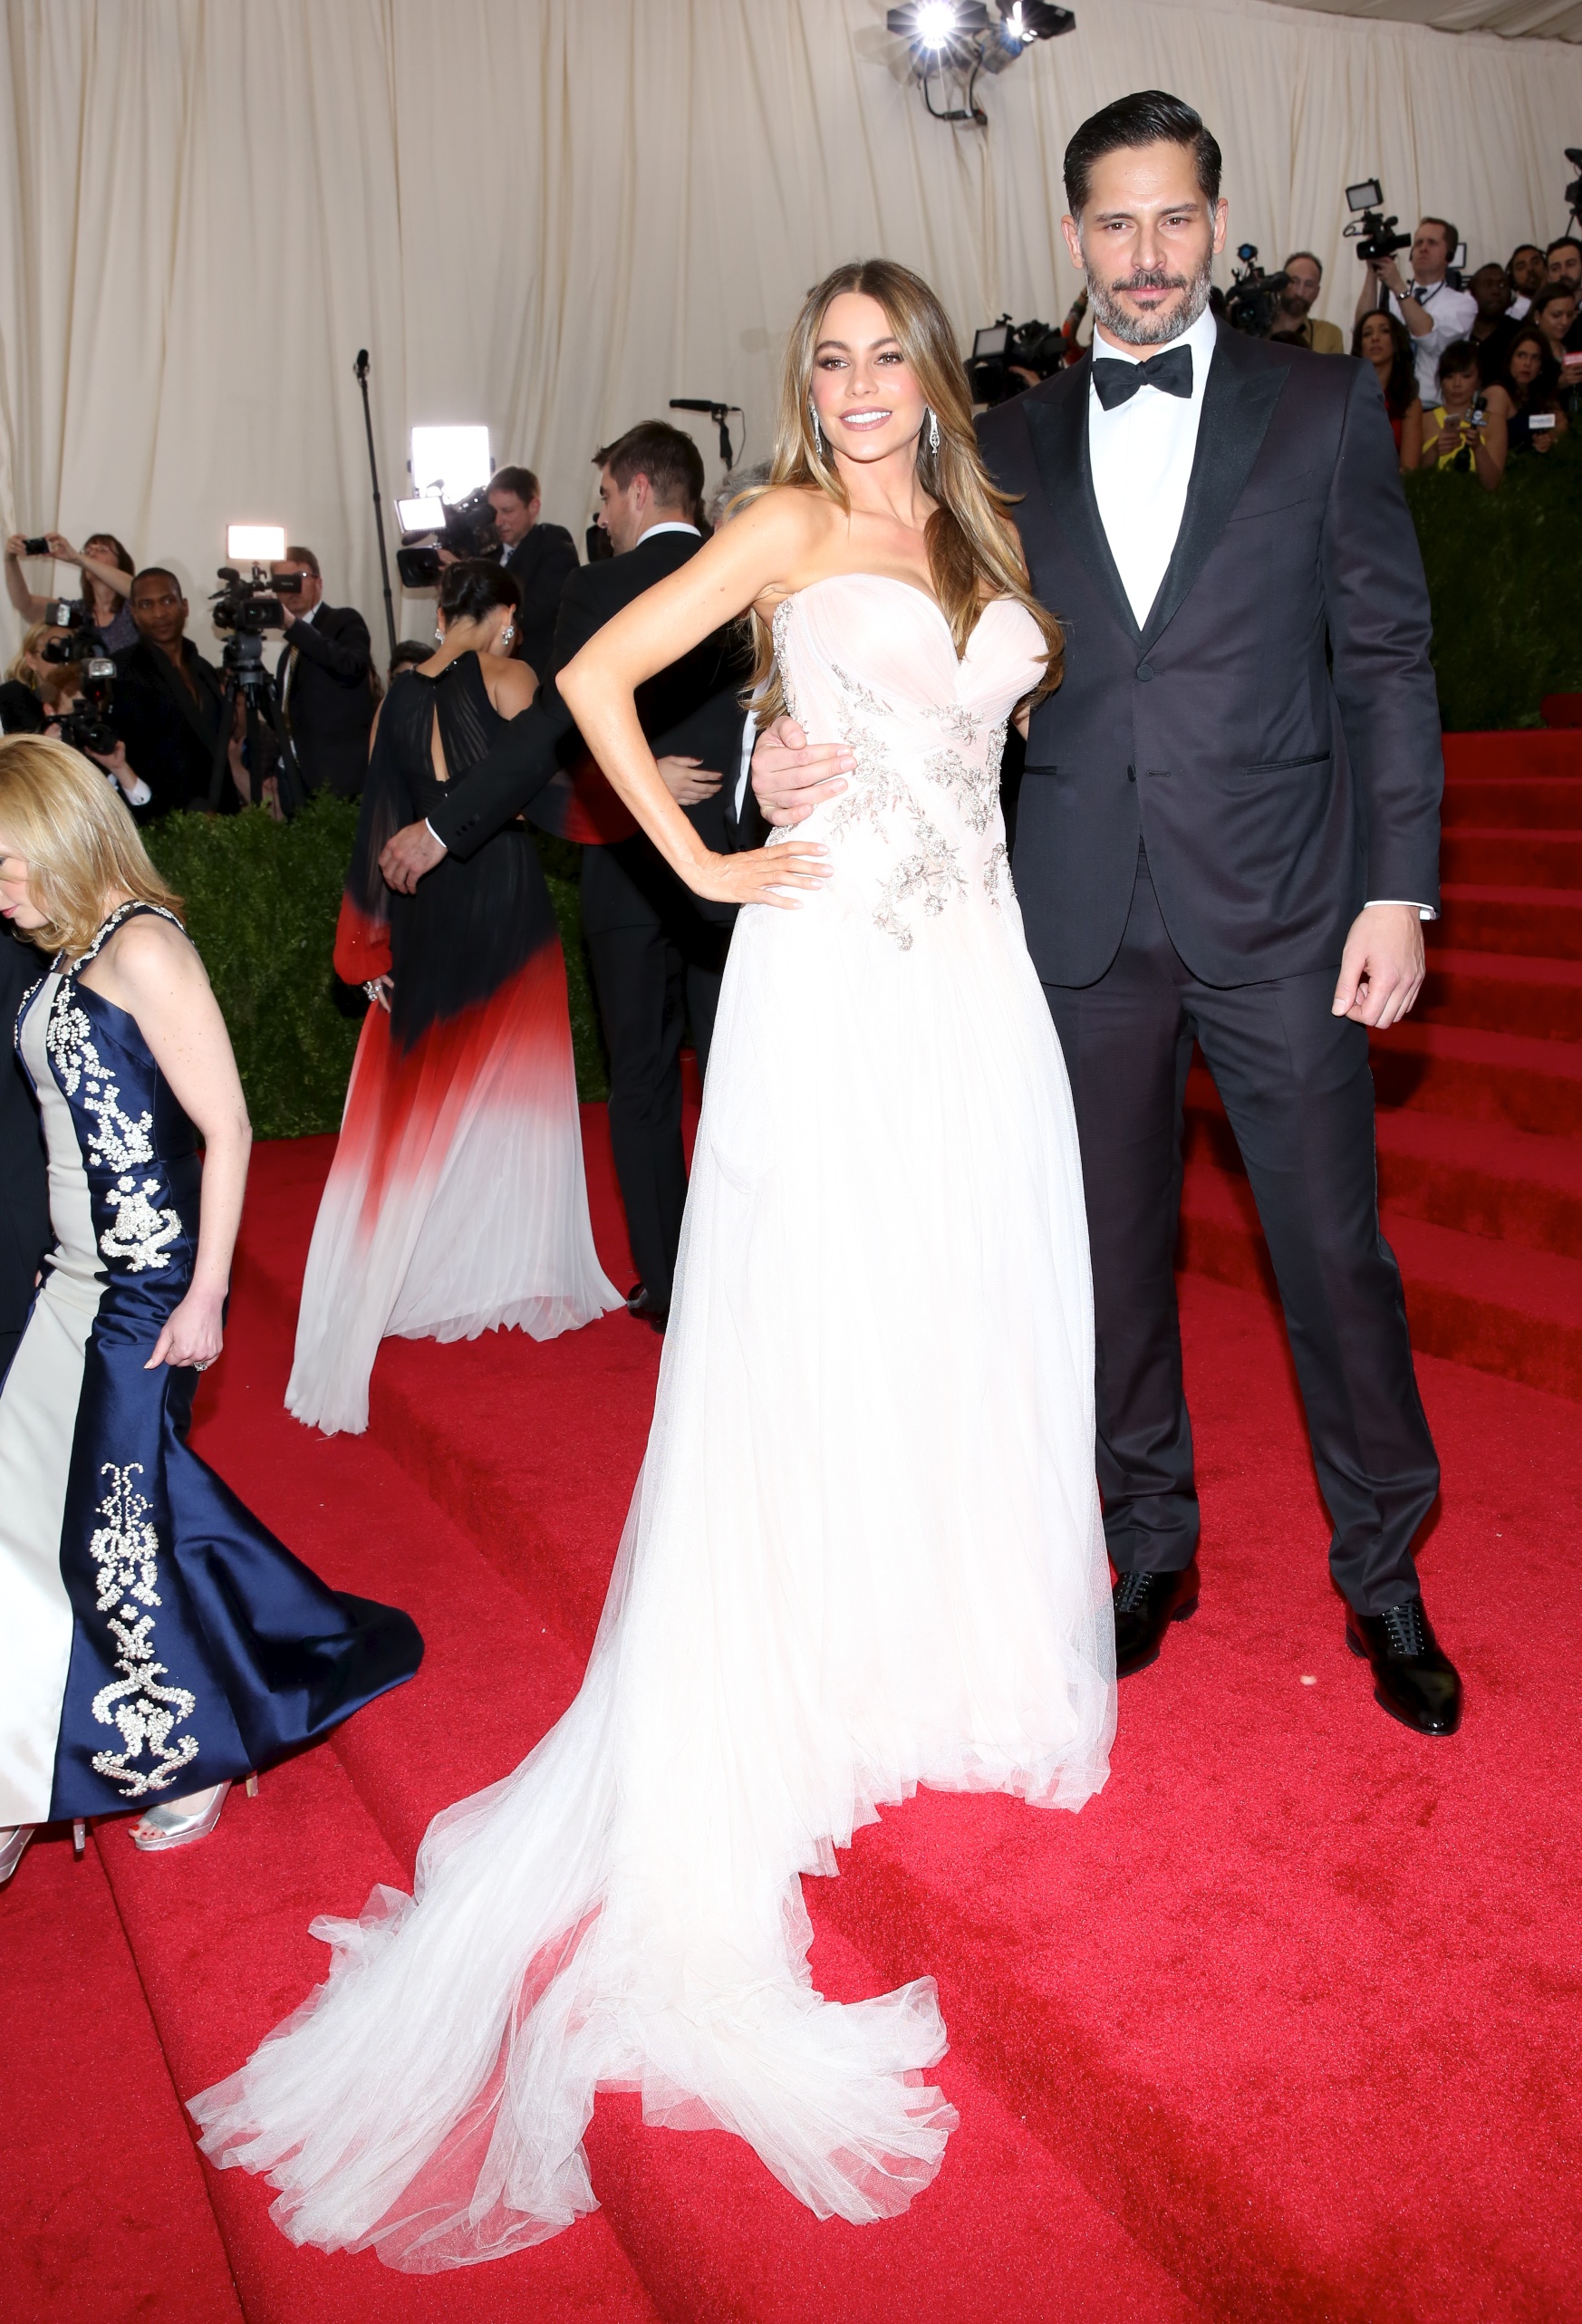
{"left": 1186, "top": 1074, "right": 1582, "bottom": 1258}
{"left": 0, "top": 1831, "right": 244, "bottom": 2324}
{"left": 1419, "top": 949, "right": 1582, "bottom": 1044}
{"left": 1431, "top": 882, "right": 1582, "bottom": 959}
{"left": 1440, "top": 776, "right": 1582, "bottom": 830}
{"left": 1442, "top": 729, "right": 1582, "bottom": 781}
{"left": 1177, "top": 1143, "right": 1582, "bottom": 1399}
{"left": 1441, "top": 828, "right": 1582, "bottom": 887}
{"left": 1367, "top": 1020, "right": 1582, "bottom": 1134}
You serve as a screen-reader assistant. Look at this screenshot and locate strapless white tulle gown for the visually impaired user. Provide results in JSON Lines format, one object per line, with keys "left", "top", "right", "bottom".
{"left": 190, "top": 574, "right": 1116, "bottom": 2269}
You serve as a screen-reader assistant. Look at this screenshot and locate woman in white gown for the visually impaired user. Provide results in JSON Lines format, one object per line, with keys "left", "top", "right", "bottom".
{"left": 191, "top": 260, "right": 1115, "bottom": 2268}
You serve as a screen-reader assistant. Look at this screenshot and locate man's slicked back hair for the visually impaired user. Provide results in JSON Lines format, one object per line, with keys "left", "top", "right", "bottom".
{"left": 1064, "top": 90, "right": 1221, "bottom": 219}
{"left": 594, "top": 421, "right": 705, "bottom": 515}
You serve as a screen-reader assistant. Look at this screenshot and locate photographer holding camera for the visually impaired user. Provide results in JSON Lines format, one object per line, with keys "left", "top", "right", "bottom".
{"left": 1355, "top": 216, "right": 1476, "bottom": 403}
{"left": 268, "top": 547, "right": 375, "bottom": 797}
{"left": 113, "top": 568, "right": 247, "bottom": 816}
{"left": 5, "top": 531, "right": 137, "bottom": 652}
{"left": 36, "top": 662, "right": 152, "bottom": 810}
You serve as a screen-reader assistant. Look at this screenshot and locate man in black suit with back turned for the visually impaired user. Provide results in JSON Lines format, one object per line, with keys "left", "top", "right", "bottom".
{"left": 380, "top": 420, "right": 748, "bottom": 1333}
{"left": 269, "top": 548, "right": 375, "bottom": 797}
{"left": 755, "top": 92, "right": 1460, "bottom": 1736}
{"left": 487, "top": 466, "right": 580, "bottom": 687}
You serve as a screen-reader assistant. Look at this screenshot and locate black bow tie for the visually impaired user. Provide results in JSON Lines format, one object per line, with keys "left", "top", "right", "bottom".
{"left": 1090, "top": 344, "right": 1194, "bottom": 410}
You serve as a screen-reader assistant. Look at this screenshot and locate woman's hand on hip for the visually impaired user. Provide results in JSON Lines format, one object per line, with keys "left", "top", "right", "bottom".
{"left": 686, "top": 842, "right": 831, "bottom": 910}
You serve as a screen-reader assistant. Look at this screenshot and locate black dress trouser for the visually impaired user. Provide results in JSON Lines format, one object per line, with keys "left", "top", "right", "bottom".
{"left": 582, "top": 854, "right": 729, "bottom": 1310}
{"left": 1042, "top": 847, "right": 1439, "bottom": 1615}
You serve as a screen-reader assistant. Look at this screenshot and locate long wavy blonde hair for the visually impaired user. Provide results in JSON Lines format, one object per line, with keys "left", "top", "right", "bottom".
{"left": 0, "top": 734, "right": 182, "bottom": 959}
{"left": 740, "top": 258, "right": 1062, "bottom": 725}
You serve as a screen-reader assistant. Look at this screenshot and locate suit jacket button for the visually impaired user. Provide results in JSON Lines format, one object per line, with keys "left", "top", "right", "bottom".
{"left": 1126, "top": 767, "right": 1136, "bottom": 783}
{"left": 1135, "top": 661, "right": 1154, "bottom": 681}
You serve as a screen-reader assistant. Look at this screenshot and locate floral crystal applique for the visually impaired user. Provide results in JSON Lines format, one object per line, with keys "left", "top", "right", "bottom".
{"left": 873, "top": 813, "right": 967, "bottom": 950}
{"left": 88, "top": 1463, "right": 200, "bottom": 1798}
{"left": 46, "top": 979, "right": 180, "bottom": 1269}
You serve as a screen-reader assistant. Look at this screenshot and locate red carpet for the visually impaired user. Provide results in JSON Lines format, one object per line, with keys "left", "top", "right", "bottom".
{"left": 5, "top": 730, "right": 1582, "bottom": 2322}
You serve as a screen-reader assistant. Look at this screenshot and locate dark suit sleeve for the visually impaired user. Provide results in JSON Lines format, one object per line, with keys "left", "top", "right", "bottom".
{"left": 424, "top": 571, "right": 602, "bottom": 858}
{"left": 1319, "top": 362, "right": 1442, "bottom": 912}
{"left": 285, "top": 605, "right": 371, "bottom": 686}
{"left": 515, "top": 530, "right": 580, "bottom": 676}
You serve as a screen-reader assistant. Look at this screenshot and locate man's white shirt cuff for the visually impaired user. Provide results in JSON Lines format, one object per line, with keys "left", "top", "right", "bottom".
{"left": 1365, "top": 901, "right": 1436, "bottom": 919}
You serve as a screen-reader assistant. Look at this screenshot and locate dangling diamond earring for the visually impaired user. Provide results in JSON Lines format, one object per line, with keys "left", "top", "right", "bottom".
{"left": 808, "top": 400, "right": 825, "bottom": 458}
{"left": 926, "top": 407, "right": 941, "bottom": 457}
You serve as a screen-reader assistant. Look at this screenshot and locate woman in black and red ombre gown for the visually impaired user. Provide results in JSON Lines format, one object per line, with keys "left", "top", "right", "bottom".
{"left": 288, "top": 562, "right": 621, "bottom": 1435}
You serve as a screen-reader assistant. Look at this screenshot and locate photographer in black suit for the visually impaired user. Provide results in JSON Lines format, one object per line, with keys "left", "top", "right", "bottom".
{"left": 487, "top": 467, "right": 580, "bottom": 685}
{"left": 755, "top": 92, "right": 1460, "bottom": 1736}
{"left": 270, "top": 549, "right": 375, "bottom": 797}
{"left": 381, "top": 421, "right": 748, "bottom": 1331}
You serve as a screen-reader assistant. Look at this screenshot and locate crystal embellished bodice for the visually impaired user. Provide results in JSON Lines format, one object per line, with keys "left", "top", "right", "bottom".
{"left": 768, "top": 574, "right": 1045, "bottom": 951}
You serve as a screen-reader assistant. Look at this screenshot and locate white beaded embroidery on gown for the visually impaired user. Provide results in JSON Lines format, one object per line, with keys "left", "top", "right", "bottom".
{"left": 190, "top": 574, "right": 1116, "bottom": 2269}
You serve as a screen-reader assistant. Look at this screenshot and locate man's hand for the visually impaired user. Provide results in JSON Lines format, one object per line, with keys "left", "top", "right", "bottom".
{"left": 380, "top": 819, "right": 447, "bottom": 893}
{"left": 1332, "top": 903, "right": 1426, "bottom": 1029}
{"left": 656, "top": 754, "right": 723, "bottom": 807}
{"left": 751, "top": 716, "right": 855, "bottom": 828}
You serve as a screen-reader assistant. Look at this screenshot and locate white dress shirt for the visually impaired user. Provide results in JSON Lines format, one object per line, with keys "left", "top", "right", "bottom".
{"left": 1086, "top": 301, "right": 1432, "bottom": 919}
{"left": 1382, "top": 279, "right": 1478, "bottom": 404}
{"left": 1086, "top": 301, "right": 1219, "bottom": 632}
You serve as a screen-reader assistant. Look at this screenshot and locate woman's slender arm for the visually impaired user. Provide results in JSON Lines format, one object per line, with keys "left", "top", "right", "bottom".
{"left": 46, "top": 536, "right": 135, "bottom": 603}
{"left": 556, "top": 493, "right": 830, "bottom": 911}
{"left": 81, "top": 915, "right": 251, "bottom": 1370}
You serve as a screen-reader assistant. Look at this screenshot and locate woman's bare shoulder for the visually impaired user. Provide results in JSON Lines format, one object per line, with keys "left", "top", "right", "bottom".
{"left": 480, "top": 653, "right": 536, "bottom": 714}
{"left": 87, "top": 907, "right": 201, "bottom": 996}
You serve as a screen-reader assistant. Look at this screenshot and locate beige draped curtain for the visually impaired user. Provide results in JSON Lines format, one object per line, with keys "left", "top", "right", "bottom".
{"left": 3, "top": 0, "right": 1579, "bottom": 660}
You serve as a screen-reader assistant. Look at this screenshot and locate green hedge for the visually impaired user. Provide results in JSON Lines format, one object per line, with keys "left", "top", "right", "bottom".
{"left": 146, "top": 798, "right": 607, "bottom": 1140}
{"left": 1406, "top": 431, "right": 1582, "bottom": 732}
{"left": 150, "top": 458, "right": 1580, "bottom": 1137}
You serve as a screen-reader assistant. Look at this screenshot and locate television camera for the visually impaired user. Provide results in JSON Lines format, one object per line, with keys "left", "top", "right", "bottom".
{"left": 1344, "top": 179, "right": 1413, "bottom": 268}
{"left": 393, "top": 487, "right": 498, "bottom": 591}
{"left": 968, "top": 314, "right": 1067, "bottom": 406}
{"left": 1223, "top": 246, "right": 1290, "bottom": 338}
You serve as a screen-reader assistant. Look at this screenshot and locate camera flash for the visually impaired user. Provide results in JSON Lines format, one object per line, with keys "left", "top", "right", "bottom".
{"left": 227, "top": 524, "right": 287, "bottom": 562}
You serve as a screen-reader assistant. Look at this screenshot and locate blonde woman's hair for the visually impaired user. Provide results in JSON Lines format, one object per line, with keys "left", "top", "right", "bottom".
{"left": 740, "top": 258, "right": 1063, "bottom": 724}
{"left": 5, "top": 621, "right": 62, "bottom": 690}
{"left": 0, "top": 734, "right": 182, "bottom": 959}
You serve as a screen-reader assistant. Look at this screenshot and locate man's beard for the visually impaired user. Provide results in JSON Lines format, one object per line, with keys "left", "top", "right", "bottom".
{"left": 1085, "top": 247, "right": 1215, "bottom": 347}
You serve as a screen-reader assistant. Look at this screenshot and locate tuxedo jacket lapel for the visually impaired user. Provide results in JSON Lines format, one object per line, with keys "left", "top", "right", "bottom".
{"left": 1139, "top": 331, "right": 1288, "bottom": 654}
{"left": 1023, "top": 368, "right": 1142, "bottom": 650}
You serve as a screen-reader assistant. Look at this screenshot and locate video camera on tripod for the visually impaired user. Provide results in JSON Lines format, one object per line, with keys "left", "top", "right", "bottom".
{"left": 393, "top": 488, "right": 498, "bottom": 590}
{"left": 205, "top": 565, "right": 304, "bottom": 815}
{"left": 1565, "top": 147, "right": 1582, "bottom": 233}
{"left": 1223, "top": 246, "right": 1290, "bottom": 338}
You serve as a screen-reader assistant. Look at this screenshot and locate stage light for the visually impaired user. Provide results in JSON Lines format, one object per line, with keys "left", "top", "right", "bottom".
{"left": 409, "top": 425, "right": 492, "bottom": 504}
{"left": 887, "top": 0, "right": 1072, "bottom": 123}
{"left": 227, "top": 524, "right": 286, "bottom": 562}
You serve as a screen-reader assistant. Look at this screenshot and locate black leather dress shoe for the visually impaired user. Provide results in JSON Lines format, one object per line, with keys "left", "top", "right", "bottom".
{"left": 626, "top": 1283, "right": 669, "bottom": 1334}
{"left": 1346, "top": 1598, "right": 1462, "bottom": 1735}
{"left": 1112, "top": 1559, "right": 1201, "bottom": 1677}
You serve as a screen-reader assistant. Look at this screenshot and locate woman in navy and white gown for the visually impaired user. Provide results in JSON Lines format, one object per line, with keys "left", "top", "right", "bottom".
{"left": 0, "top": 735, "right": 422, "bottom": 1884}
{"left": 192, "top": 262, "right": 1114, "bottom": 2267}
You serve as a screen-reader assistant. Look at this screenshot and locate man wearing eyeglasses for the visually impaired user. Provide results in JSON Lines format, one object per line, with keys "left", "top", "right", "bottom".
{"left": 270, "top": 548, "right": 376, "bottom": 798}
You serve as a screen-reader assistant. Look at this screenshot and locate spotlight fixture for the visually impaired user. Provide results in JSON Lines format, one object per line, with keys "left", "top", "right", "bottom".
{"left": 886, "top": 0, "right": 1073, "bottom": 122}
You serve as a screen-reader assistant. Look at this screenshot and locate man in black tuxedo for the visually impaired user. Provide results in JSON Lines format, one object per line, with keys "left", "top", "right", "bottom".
{"left": 487, "top": 467, "right": 580, "bottom": 685}
{"left": 269, "top": 549, "right": 375, "bottom": 797}
{"left": 380, "top": 421, "right": 748, "bottom": 1331}
{"left": 755, "top": 92, "right": 1460, "bottom": 1737}
{"left": 112, "top": 568, "right": 243, "bottom": 815}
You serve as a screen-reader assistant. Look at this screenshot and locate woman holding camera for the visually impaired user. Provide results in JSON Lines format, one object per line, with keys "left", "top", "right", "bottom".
{"left": 1421, "top": 341, "right": 1508, "bottom": 488}
{"left": 0, "top": 734, "right": 423, "bottom": 1887}
{"left": 287, "top": 557, "right": 621, "bottom": 1437}
{"left": 5, "top": 532, "right": 138, "bottom": 654}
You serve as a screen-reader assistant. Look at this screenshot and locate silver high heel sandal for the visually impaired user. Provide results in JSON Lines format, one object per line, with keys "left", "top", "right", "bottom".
{"left": 130, "top": 1771, "right": 255, "bottom": 1853}
{"left": 0, "top": 1826, "right": 34, "bottom": 1887}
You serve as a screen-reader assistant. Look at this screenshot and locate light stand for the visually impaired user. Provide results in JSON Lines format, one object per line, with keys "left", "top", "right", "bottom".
{"left": 353, "top": 350, "right": 399, "bottom": 664}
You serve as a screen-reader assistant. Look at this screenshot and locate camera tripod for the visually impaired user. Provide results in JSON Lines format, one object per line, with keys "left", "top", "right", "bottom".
{"left": 207, "top": 629, "right": 305, "bottom": 815}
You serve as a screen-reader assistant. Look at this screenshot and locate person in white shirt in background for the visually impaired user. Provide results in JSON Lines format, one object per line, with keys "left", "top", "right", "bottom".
{"left": 1355, "top": 216, "right": 1477, "bottom": 404}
